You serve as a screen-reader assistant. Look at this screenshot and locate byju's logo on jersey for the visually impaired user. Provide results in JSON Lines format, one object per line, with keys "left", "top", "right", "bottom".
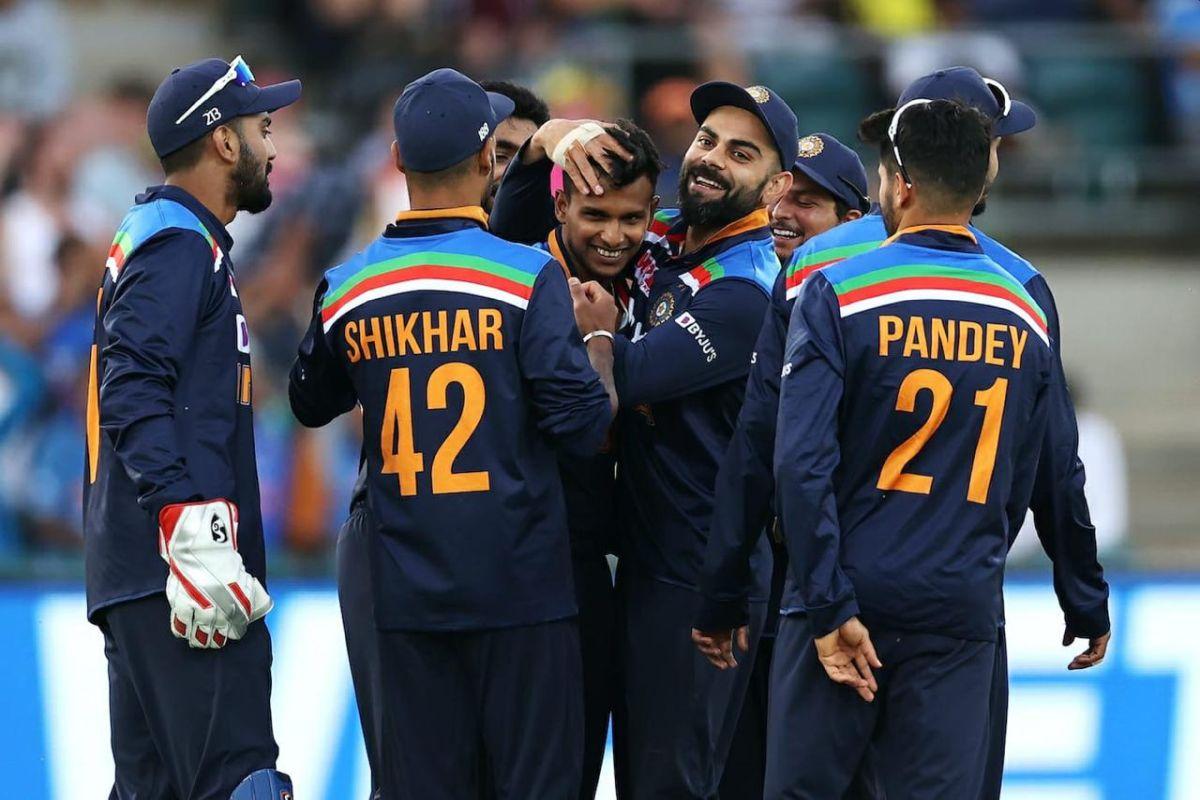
{"left": 675, "top": 311, "right": 718, "bottom": 363}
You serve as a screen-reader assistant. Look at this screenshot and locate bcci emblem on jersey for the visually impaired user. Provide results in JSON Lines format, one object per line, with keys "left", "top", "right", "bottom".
{"left": 649, "top": 291, "right": 676, "bottom": 327}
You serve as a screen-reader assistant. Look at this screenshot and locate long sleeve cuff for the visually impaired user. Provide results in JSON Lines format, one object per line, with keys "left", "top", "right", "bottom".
{"left": 806, "top": 596, "right": 861, "bottom": 639}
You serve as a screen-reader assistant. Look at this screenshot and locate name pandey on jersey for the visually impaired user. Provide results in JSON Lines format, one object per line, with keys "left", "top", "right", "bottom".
{"left": 878, "top": 315, "right": 1030, "bottom": 370}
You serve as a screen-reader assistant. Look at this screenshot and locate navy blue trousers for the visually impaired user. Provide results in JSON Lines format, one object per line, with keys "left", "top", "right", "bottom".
{"left": 612, "top": 567, "right": 766, "bottom": 800}
{"left": 378, "top": 619, "right": 583, "bottom": 800}
{"left": 337, "top": 505, "right": 385, "bottom": 799}
{"left": 765, "top": 616, "right": 995, "bottom": 800}
{"left": 99, "top": 593, "right": 277, "bottom": 800}
{"left": 573, "top": 554, "right": 616, "bottom": 800}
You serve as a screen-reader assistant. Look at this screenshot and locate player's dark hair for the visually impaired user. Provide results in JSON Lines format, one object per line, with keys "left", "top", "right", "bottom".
{"left": 833, "top": 198, "right": 851, "bottom": 220}
{"left": 160, "top": 134, "right": 208, "bottom": 175}
{"left": 859, "top": 100, "right": 992, "bottom": 212}
{"left": 480, "top": 80, "right": 550, "bottom": 127}
{"left": 562, "top": 118, "right": 664, "bottom": 197}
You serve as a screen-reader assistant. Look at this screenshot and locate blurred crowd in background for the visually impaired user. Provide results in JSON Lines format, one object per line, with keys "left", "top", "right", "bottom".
{"left": 0, "top": 0, "right": 1196, "bottom": 572}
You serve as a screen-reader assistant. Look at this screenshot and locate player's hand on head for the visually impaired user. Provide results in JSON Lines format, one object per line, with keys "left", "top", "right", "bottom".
{"left": 158, "top": 499, "right": 274, "bottom": 649}
{"left": 534, "top": 119, "right": 633, "bottom": 196}
{"left": 1064, "top": 628, "right": 1110, "bottom": 671}
{"left": 814, "top": 616, "right": 882, "bottom": 702}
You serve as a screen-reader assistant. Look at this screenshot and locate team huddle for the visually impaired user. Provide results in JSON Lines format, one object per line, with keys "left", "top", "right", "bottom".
{"left": 83, "top": 55, "right": 1112, "bottom": 800}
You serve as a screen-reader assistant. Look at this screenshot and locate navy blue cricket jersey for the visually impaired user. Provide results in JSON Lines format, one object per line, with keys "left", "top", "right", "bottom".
{"left": 83, "top": 185, "right": 264, "bottom": 621}
{"left": 775, "top": 226, "right": 1054, "bottom": 641}
{"left": 614, "top": 208, "right": 776, "bottom": 590}
{"left": 288, "top": 208, "right": 613, "bottom": 631}
{"left": 698, "top": 214, "right": 1110, "bottom": 638}
{"left": 490, "top": 146, "right": 776, "bottom": 590}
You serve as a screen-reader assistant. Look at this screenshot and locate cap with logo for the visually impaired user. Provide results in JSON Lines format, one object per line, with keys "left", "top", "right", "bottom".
{"left": 393, "top": 68, "right": 516, "bottom": 173}
{"left": 792, "top": 133, "right": 870, "bottom": 213}
{"left": 898, "top": 66, "right": 1035, "bottom": 137}
{"left": 689, "top": 81, "right": 800, "bottom": 171}
{"left": 147, "top": 56, "right": 301, "bottom": 159}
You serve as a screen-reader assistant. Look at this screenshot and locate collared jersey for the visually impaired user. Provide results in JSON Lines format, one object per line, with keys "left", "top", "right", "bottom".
{"left": 776, "top": 227, "right": 1054, "bottom": 641}
{"left": 614, "top": 207, "right": 776, "bottom": 590}
{"left": 288, "top": 208, "right": 612, "bottom": 631}
{"left": 83, "top": 185, "right": 264, "bottom": 621}
{"left": 698, "top": 213, "right": 1110, "bottom": 639}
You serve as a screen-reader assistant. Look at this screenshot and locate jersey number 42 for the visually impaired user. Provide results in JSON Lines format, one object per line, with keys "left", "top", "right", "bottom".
{"left": 381, "top": 364, "right": 490, "bottom": 496}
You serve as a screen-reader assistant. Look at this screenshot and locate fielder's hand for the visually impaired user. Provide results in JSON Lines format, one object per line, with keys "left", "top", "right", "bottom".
{"left": 692, "top": 626, "right": 750, "bottom": 671}
{"left": 813, "top": 616, "right": 882, "bottom": 702}
{"left": 1065, "top": 628, "right": 1110, "bottom": 671}
{"left": 158, "top": 499, "right": 273, "bottom": 649}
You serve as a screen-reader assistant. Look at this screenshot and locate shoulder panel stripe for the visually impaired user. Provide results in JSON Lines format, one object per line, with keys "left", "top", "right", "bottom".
{"left": 840, "top": 288, "right": 1050, "bottom": 347}
{"left": 322, "top": 279, "right": 529, "bottom": 331}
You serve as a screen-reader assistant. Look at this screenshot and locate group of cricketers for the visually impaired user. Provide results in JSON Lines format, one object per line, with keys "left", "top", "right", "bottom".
{"left": 82, "top": 52, "right": 1112, "bottom": 800}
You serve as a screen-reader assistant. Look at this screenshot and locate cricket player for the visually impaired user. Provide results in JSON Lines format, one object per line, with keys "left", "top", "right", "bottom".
{"left": 695, "top": 66, "right": 1111, "bottom": 798}
{"left": 694, "top": 132, "right": 871, "bottom": 800}
{"left": 770, "top": 98, "right": 1054, "bottom": 797}
{"left": 83, "top": 57, "right": 299, "bottom": 799}
{"left": 288, "top": 68, "right": 618, "bottom": 799}
{"left": 480, "top": 80, "right": 550, "bottom": 211}
{"left": 493, "top": 81, "right": 797, "bottom": 797}
{"left": 499, "top": 117, "right": 664, "bottom": 798}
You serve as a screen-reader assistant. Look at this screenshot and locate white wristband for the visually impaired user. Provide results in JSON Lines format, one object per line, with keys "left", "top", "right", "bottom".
{"left": 583, "top": 330, "right": 615, "bottom": 344}
{"left": 550, "top": 122, "right": 606, "bottom": 168}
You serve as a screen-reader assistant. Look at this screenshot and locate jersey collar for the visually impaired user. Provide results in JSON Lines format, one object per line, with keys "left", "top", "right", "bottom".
{"left": 882, "top": 224, "right": 982, "bottom": 253}
{"left": 137, "top": 184, "right": 234, "bottom": 252}
{"left": 385, "top": 205, "right": 489, "bottom": 238}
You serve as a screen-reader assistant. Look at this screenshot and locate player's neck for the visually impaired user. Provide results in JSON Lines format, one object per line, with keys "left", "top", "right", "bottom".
{"left": 892, "top": 207, "right": 973, "bottom": 234}
{"left": 406, "top": 182, "right": 486, "bottom": 214}
{"left": 164, "top": 171, "right": 236, "bottom": 226}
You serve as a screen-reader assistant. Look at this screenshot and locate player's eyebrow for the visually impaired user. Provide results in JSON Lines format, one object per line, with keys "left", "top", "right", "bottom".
{"left": 726, "top": 137, "right": 762, "bottom": 157}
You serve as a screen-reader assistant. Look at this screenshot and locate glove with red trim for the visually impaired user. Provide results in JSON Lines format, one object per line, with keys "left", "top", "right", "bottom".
{"left": 158, "top": 499, "right": 273, "bottom": 649}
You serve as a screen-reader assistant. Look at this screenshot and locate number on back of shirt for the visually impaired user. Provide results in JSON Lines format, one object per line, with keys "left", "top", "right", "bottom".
{"left": 878, "top": 368, "right": 1007, "bottom": 504}
{"left": 380, "top": 363, "right": 490, "bottom": 496}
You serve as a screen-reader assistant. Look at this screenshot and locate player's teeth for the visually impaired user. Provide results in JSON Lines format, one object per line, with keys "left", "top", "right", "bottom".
{"left": 595, "top": 247, "right": 623, "bottom": 258}
{"left": 772, "top": 228, "right": 799, "bottom": 239}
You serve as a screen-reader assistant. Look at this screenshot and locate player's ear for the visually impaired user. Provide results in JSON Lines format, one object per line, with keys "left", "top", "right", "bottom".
{"left": 553, "top": 188, "right": 569, "bottom": 224}
{"left": 212, "top": 124, "right": 239, "bottom": 167}
{"left": 478, "top": 138, "right": 496, "bottom": 177}
{"left": 843, "top": 208, "right": 864, "bottom": 223}
{"left": 761, "top": 169, "right": 793, "bottom": 208}
{"left": 391, "top": 140, "right": 406, "bottom": 175}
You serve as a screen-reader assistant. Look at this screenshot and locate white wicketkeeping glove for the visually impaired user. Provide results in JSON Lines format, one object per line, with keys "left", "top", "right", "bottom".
{"left": 158, "top": 499, "right": 273, "bottom": 649}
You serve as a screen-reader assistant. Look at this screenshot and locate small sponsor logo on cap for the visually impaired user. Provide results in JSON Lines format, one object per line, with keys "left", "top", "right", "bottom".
{"left": 797, "top": 135, "right": 824, "bottom": 158}
{"left": 746, "top": 85, "right": 770, "bottom": 104}
{"left": 478, "top": 122, "right": 490, "bottom": 141}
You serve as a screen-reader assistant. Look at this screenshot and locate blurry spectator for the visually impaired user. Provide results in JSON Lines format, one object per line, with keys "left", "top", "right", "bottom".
{"left": 639, "top": 76, "right": 696, "bottom": 202}
{"left": 1155, "top": 0, "right": 1200, "bottom": 143}
{"left": 1011, "top": 375, "right": 1129, "bottom": 563}
{"left": 882, "top": 3, "right": 1024, "bottom": 102}
{"left": 8, "top": 236, "right": 99, "bottom": 549}
{"left": 847, "top": 0, "right": 939, "bottom": 36}
{"left": 0, "top": 0, "right": 71, "bottom": 120}
{"left": 67, "top": 79, "right": 159, "bottom": 241}
{"left": 0, "top": 125, "right": 73, "bottom": 321}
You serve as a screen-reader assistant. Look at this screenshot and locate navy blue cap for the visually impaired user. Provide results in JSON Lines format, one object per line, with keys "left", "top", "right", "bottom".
{"left": 690, "top": 82, "right": 800, "bottom": 171}
{"left": 147, "top": 57, "right": 301, "bottom": 158}
{"left": 394, "top": 68, "right": 515, "bottom": 173}
{"left": 792, "top": 133, "right": 870, "bottom": 213}
{"left": 898, "top": 66, "right": 1035, "bottom": 137}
